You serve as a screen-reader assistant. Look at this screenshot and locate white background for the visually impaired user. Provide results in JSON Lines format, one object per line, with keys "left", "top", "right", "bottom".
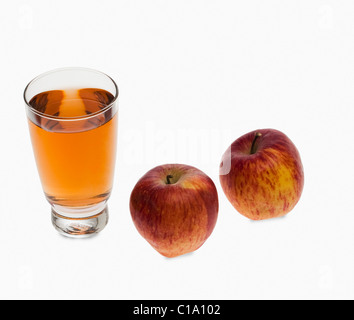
{"left": 0, "top": 0, "right": 353, "bottom": 300}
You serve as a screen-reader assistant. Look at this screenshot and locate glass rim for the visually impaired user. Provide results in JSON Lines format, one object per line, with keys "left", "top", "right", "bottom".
{"left": 23, "top": 67, "right": 119, "bottom": 121}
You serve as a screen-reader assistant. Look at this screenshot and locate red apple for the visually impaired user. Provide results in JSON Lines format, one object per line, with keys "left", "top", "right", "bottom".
{"left": 219, "top": 129, "right": 304, "bottom": 220}
{"left": 130, "top": 164, "right": 219, "bottom": 258}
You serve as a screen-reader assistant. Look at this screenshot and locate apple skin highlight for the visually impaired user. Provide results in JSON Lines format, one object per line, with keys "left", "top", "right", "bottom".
{"left": 130, "top": 164, "right": 219, "bottom": 258}
{"left": 219, "top": 129, "right": 304, "bottom": 221}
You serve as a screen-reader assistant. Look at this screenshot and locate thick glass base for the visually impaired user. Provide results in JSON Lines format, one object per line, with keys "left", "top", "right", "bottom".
{"left": 51, "top": 204, "right": 109, "bottom": 238}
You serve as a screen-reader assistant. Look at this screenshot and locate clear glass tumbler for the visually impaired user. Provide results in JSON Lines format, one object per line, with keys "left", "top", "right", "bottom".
{"left": 24, "top": 68, "right": 119, "bottom": 238}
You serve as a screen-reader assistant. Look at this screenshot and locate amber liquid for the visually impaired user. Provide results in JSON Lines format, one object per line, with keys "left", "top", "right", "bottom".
{"left": 28, "top": 88, "right": 117, "bottom": 208}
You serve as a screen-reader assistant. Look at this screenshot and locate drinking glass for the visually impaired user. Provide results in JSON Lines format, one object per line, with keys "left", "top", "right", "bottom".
{"left": 24, "top": 68, "right": 119, "bottom": 237}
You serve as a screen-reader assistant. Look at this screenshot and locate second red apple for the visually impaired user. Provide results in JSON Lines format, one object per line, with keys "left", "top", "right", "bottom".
{"left": 219, "top": 129, "right": 304, "bottom": 220}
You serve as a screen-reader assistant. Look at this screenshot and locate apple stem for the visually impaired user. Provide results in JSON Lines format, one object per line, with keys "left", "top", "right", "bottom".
{"left": 250, "top": 132, "right": 262, "bottom": 154}
{"left": 166, "top": 175, "right": 174, "bottom": 185}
